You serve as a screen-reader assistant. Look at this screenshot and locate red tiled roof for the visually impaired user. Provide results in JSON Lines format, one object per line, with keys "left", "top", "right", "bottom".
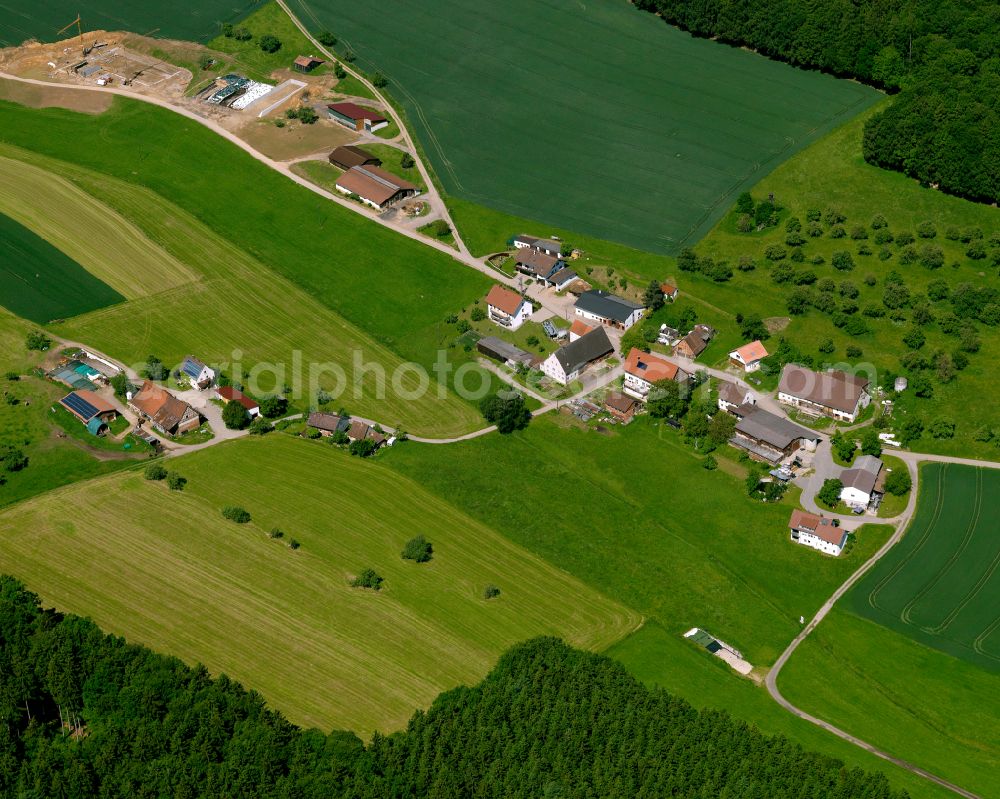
{"left": 485, "top": 285, "right": 525, "bottom": 316}
{"left": 788, "top": 509, "right": 844, "bottom": 545}
{"left": 732, "top": 340, "right": 769, "bottom": 363}
{"left": 661, "top": 282, "right": 677, "bottom": 295}
{"left": 570, "top": 319, "right": 594, "bottom": 337}
{"left": 217, "top": 385, "right": 259, "bottom": 411}
{"left": 327, "top": 101, "right": 387, "bottom": 124}
{"left": 624, "top": 348, "right": 680, "bottom": 382}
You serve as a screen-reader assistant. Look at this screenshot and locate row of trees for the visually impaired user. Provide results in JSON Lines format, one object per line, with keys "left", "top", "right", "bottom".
{"left": 634, "top": 0, "right": 1000, "bottom": 203}
{"left": 0, "top": 579, "right": 908, "bottom": 798}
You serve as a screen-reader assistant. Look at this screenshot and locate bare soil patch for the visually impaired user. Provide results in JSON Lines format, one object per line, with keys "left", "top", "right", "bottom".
{"left": 228, "top": 116, "right": 356, "bottom": 162}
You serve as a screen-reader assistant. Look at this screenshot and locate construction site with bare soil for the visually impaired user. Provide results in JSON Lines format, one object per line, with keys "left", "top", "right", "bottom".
{"left": 0, "top": 25, "right": 375, "bottom": 162}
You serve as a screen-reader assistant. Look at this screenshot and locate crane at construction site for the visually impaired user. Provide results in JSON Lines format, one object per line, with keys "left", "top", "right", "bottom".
{"left": 57, "top": 15, "right": 92, "bottom": 57}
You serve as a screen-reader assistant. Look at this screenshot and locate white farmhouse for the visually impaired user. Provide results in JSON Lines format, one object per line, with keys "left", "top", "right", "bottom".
{"left": 728, "top": 340, "right": 769, "bottom": 372}
{"left": 180, "top": 356, "right": 215, "bottom": 389}
{"left": 777, "top": 364, "right": 871, "bottom": 423}
{"left": 540, "top": 327, "right": 613, "bottom": 385}
{"left": 622, "top": 347, "right": 687, "bottom": 401}
{"left": 839, "top": 455, "right": 883, "bottom": 509}
{"left": 788, "top": 509, "right": 848, "bottom": 556}
{"left": 485, "top": 285, "right": 532, "bottom": 331}
{"left": 573, "top": 290, "right": 645, "bottom": 331}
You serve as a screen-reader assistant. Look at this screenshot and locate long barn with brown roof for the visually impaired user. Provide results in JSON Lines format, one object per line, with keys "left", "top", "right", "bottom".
{"left": 335, "top": 165, "right": 419, "bottom": 210}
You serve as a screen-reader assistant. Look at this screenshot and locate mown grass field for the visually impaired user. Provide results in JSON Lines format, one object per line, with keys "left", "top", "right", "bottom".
{"left": 0, "top": 434, "right": 638, "bottom": 733}
{"left": 850, "top": 463, "right": 1000, "bottom": 670}
{"left": 0, "top": 152, "right": 197, "bottom": 299}
{"left": 384, "top": 415, "right": 890, "bottom": 666}
{"left": 0, "top": 97, "right": 491, "bottom": 370}
{"left": 608, "top": 622, "right": 955, "bottom": 799}
{"left": 0, "top": 0, "right": 255, "bottom": 47}
{"left": 779, "top": 608, "right": 999, "bottom": 799}
{"left": 0, "top": 210, "right": 123, "bottom": 324}
{"left": 289, "top": 0, "right": 879, "bottom": 254}
{"left": 0, "top": 101, "right": 493, "bottom": 436}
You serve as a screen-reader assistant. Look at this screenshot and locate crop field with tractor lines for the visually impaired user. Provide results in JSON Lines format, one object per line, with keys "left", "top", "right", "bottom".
{"left": 288, "top": 0, "right": 879, "bottom": 254}
{"left": 849, "top": 462, "right": 1000, "bottom": 670}
{"left": 0, "top": 0, "right": 255, "bottom": 48}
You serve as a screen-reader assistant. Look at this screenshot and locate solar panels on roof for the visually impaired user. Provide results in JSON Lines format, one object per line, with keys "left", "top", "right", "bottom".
{"left": 181, "top": 357, "right": 204, "bottom": 379}
{"left": 61, "top": 392, "right": 100, "bottom": 421}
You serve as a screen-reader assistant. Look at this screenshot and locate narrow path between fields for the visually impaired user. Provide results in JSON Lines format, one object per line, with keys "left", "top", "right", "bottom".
{"left": 764, "top": 449, "right": 999, "bottom": 799}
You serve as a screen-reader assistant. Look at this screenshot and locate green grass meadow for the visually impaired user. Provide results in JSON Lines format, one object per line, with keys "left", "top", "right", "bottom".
{"left": 289, "top": 0, "right": 880, "bottom": 254}
{"left": 0, "top": 434, "right": 638, "bottom": 734}
{"left": 608, "top": 622, "right": 956, "bottom": 799}
{"left": 0, "top": 0, "right": 256, "bottom": 47}
{"left": 687, "top": 107, "right": 1000, "bottom": 454}
{"left": 779, "top": 608, "right": 1000, "bottom": 799}
{"left": 850, "top": 462, "right": 1000, "bottom": 670}
{"left": 0, "top": 100, "right": 495, "bottom": 436}
{"left": 0, "top": 211, "right": 123, "bottom": 324}
{"left": 384, "top": 415, "right": 890, "bottom": 666}
{"left": 205, "top": 2, "right": 329, "bottom": 83}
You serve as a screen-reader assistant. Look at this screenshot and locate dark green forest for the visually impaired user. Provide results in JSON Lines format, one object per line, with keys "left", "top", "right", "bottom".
{"left": 0, "top": 576, "right": 907, "bottom": 798}
{"left": 636, "top": 0, "right": 1000, "bottom": 203}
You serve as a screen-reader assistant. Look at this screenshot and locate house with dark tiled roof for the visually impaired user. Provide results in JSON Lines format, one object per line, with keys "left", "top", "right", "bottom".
{"left": 540, "top": 327, "right": 613, "bottom": 385}
{"left": 717, "top": 381, "right": 755, "bottom": 413}
{"left": 574, "top": 290, "right": 645, "bottom": 331}
{"left": 328, "top": 145, "right": 381, "bottom": 170}
{"left": 730, "top": 406, "right": 819, "bottom": 464}
{"left": 308, "top": 412, "right": 351, "bottom": 436}
{"left": 513, "top": 248, "right": 575, "bottom": 288}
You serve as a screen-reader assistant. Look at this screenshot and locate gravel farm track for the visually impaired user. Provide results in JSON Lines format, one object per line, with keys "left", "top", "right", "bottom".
{"left": 2, "top": 7, "right": 997, "bottom": 794}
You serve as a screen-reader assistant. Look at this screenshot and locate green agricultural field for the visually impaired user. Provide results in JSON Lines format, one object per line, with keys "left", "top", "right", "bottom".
{"left": 608, "top": 622, "right": 955, "bottom": 799}
{"left": 384, "top": 415, "right": 890, "bottom": 666}
{"left": 0, "top": 98, "right": 491, "bottom": 370}
{"left": 0, "top": 434, "right": 638, "bottom": 733}
{"left": 0, "top": 211, "right": 123, "bottom": 324}
{"left": 0, "top": 153, "right": 198, "bottom": 299}
{"left": 0, "top": 0, "right": 255, "bottom": 47}
{"left": 288, "top": 0, "right": 879, "bottom": 254}
{"left": 779, "top": 608, "right": 999, "bottom": 799}
{"left": 849, "top": 462, "right": 1000, "bottom": 670}
{"left": 0, "top": 100, "right": 495, "bottom": 436}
